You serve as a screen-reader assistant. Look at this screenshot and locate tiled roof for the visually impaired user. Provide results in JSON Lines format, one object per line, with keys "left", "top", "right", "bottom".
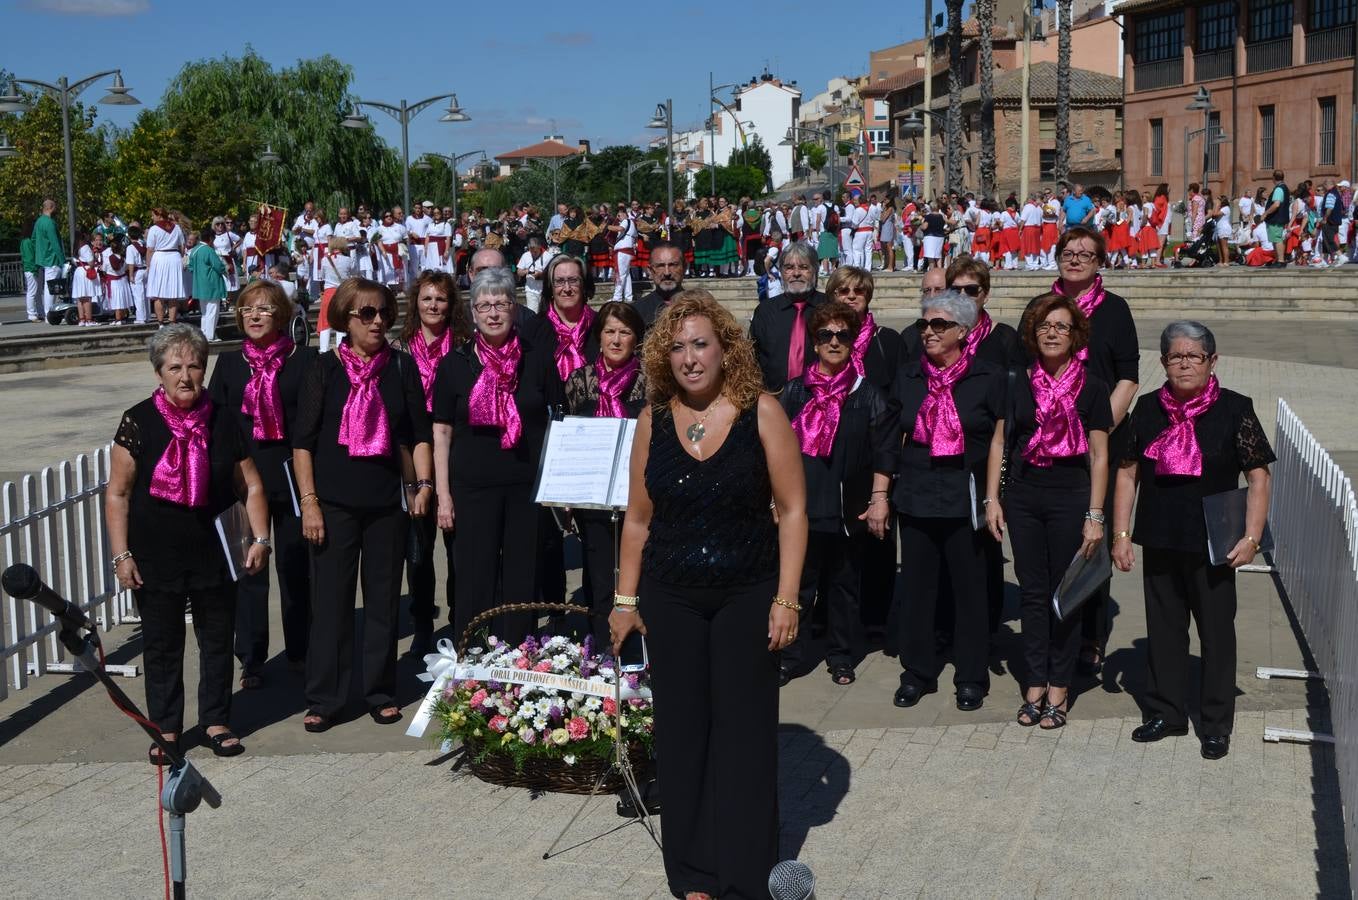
{"left": 860, "top": 69, "right": 925, "bottom": 98}
{"left": 926, "top": 62, "right": 1122, "bottom": 108}
{"left": 1110, "top": 0, "right": 1181, "bottom": 14}
{"left": 961, "top": 19, "right": 1015, "bottom": 39}
{"left": 495, "top": 140, "right": 580, "bottom": 161}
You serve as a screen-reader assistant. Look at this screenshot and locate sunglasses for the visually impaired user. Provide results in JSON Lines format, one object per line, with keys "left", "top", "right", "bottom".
{"left": 815, "top": 328, "right": 854, "bottom": 344}
{"left": 352, "top": 305, "right": 390, "bottom": 324}
{"left": 914, "top": 317, "right": 960, "bottom": 334}
{"left": 952, "top": 283, "right": 983, "bottom": 297}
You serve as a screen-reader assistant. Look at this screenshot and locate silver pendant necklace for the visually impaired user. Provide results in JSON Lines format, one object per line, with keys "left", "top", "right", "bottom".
{"left": 684, "top": 399, "right": 718, "bottom": 444}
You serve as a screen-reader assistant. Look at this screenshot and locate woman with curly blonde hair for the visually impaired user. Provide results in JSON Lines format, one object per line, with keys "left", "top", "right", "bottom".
{"left": 612, "top": 288, "right": 807, "bottom": 900}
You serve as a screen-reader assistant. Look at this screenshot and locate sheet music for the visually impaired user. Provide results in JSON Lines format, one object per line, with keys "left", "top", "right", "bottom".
{"left": 606, "top": 419, "right": 638, "bottom": 509}
{"left": 534, "top": 417, "right": 626, "bottom": 508}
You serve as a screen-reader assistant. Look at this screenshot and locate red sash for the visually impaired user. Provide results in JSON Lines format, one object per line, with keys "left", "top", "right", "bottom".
{"left": 382, "top": 243, "right": 404, "bottom": 273}
{"left": 428, "top": 236, "right": 448, "bottom": 256}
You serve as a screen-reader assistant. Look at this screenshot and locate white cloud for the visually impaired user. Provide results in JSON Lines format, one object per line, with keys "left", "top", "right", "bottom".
{"left": 22, "top": 0, "right": 150, "bottom": 15}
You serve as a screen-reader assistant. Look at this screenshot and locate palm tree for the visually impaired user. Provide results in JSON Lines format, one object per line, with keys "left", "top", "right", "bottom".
{"left": 945, "top": 0, "right": 965, "bottom": 195}
{"left": 1053, "top": 0, "right": 1073, "bottom": 186}
{"left": 978, "top": 0, "right": 996, "bottom": 199}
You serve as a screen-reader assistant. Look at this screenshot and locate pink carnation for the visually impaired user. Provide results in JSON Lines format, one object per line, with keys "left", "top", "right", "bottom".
{"left": 533, "top": 660, "right": 553, "bottom": 672}
{"left": 514, "top": 657, "right": 531, "bottom": 670}
{"left": 567, "top": 717, "right": 590, "bottom": 741}
{"left": 602, "top": 697, "right": 618, "bottom": 716}
{"left": 488, "top": 715, "right": 509, "bottom": 733}
{"left": 470, "top": 689, "right": 489, "bottom": 708}
{"left": 461, "top": 680, "right": 480, "bottom": 692}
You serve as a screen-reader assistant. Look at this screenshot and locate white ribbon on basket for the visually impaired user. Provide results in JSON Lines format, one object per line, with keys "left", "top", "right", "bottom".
{"left": 405, "top": 638, "right": 464, "bottom": 739}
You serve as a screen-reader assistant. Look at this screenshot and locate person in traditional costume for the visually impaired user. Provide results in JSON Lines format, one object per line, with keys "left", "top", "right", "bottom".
{"left": 71, "top": 231, "right": 104, "bottom": 327}
{"left": 376, "top": 211, "right": 408, "bottom": 289}
{"left": 146, "top": 208, "right": 188, "bottom": 326}
{"left": 126, "top": 225, "right": 149, "bottom": 324}
{"left": 102, "top": 234, "right": 134, "bottom": 325}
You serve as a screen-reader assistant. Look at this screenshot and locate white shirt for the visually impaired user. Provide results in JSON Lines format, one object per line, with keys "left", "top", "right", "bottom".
{"left": 1020, "top": 202, "right": 1043, "bottom": 227}
{"left": 1216, "top": 209, "right": 1232, "bottom": 241}
{"left": 405, "top": 214, "right": 430, "bottom": 239}
{"left": 125, "top": 241, "right": 146, "bottom": 284}
{"left": 292, "top": 214, "right": 318, "bottom": 248}
{"left": 146, "top": 223, "right": 184, "bottom": 253}
{"left": 101, "top": 246, "right": 127, "bottom": 277}
{"left": 613, "top": 214, "right": 636, "bottom": 250}
{"left": 378, "top": 223, "right": 407, "bottom": 247}
{"left": 321, "top": 250, "right": 355, "bottom": 289}
{"left": 1252, "top": 222, "right": 1273, "bottom": 251}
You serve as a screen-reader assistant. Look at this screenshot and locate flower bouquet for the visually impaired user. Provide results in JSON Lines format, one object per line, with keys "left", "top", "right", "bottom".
{"left": 430, "top": 632, "right": 655, "bottom": 794}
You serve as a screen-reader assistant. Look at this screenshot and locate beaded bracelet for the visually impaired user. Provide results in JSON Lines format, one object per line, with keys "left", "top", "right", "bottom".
{"left": 772, "top": 595, "right": 802, "bottom": 613}
{"left": 613, "top": 593, "right": 639, "bottom": 607}
{"left": 111, "top": 550, "right": 133, "bottom": 568}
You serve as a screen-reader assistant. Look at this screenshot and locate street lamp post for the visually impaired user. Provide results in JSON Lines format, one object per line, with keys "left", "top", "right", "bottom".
{"left": 625, "top": 158, "right": 664, "bottom": 206}
{"left": 1183, "top": 86, "right": 1229, "bottom": 238}
{"left": 530, "top": 154, "right": 592, "bottom": 210}
{"left": 0, "top": 71, "right": 140, "bottom": 253}
{"left": 341, "top": 93, "right": 469, "bottom": 214}
{"left": 646, "top": 100, "right": 675, "bottom": 217}
{"left": 898, "top": 110, "right": 947, "bottom": 198}
{"left": 414, "top": 149, "right": 486, "bottom": 223}
{"left": 782, "top": 125, "right": 837, "bottom": 196}
{"left": 708, "top": 75, "right": 741, "bottom": 196}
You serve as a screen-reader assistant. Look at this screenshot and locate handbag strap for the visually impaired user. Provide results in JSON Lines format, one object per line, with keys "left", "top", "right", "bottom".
{"left": 1003, "top": 367, "right": 1019, "bottom": 458}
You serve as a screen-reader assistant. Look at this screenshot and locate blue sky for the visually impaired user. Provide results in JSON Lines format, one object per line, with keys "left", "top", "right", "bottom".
{"left": 3, "top": 0, "right": 929, "bottom": 162}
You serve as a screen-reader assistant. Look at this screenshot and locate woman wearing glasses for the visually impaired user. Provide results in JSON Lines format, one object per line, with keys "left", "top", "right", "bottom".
{"left": 984, "top": 293, "right": 1111, "bottom": 729}
{"left": 208, "top": 280, "right": 318, "bottom": 687}
{"left": 292, "top": 278, "right": 434, "bottom": 733}
{"left": 1044, "top": 226, "right": 1139, "bottom": 675}
{"left": 889, "top": 290, "right": 1004, "bottom": 711}
{"left": 1112, "top": 322, "right": 1273, "bottom": 760}
{"left": 433, "top": 268, "right": 564, "bottom": 646}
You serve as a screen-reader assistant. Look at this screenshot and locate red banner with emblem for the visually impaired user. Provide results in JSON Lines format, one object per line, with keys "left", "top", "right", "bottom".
{"left": 254, "top": 204, "right": 287, "bottom": 255}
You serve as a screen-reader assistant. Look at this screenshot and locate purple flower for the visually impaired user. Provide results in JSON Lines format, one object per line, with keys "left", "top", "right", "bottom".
{"left": 549, "top": 705, "right": 563, "bottom": 721}
{"left": 582, "top": 635, "right": 594, "bottom": 659}
{"left": 487, "top": 680, "right": 503, "bottom": 691}
{"left": 625, "top": 673, "right": 640, "bottom": 691}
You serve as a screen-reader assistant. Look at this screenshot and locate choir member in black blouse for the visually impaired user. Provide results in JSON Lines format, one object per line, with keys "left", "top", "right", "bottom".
{"left": 889, "top": 290, "right": 1004, "bottom": 711}
{"left": 1039, "top": 226, "right": 1140, "bottom": 675}
{"left": 1113, "top": 322, "right": 1274, "bottom": 760}
{"left": 563, "top": 301, "right": 647, "bottom": 644}
{"left": 292, "top": 278, "right": 434, "bottom": 733}
{"left": 107, "top": 324, "right": 271, "bottom": 762}
{"left": 985, "top": 293, "right": 1111, "bottom": 729}
{"left": 208, "top": 280, "right": 317, "bottom": 688}
{"left": 749, "top": 242, "right": 827, "bottom": 390}
{"left": 433, "top": 268, "right": 564, "bottom": 646}
{"left": 390, "top": 270, "right": 471, "bottom": 656}
{"left": 778, "top": 302, "right": 896, "bottom": 687}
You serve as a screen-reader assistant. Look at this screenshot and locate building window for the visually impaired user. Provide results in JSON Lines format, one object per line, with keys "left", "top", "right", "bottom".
{"left": 1150, "top": 119, "right": 1164, "bottom": 176}
{"left": 1319, "top": 96, "right": 1337, "bottom": 165}
{"left": 1040, "top": 149, "right": 1057, "bottom": 179}
{"left": 1197, "top": 1, "right": 1238, "bottom": 51}
{"left": 1039, "top": 110, "right": 1055, "bottom": 140}
{"left": 1248, "top": 0, "right": 1293, "bottom": 41}
{"left": 1311, "top": 0, "right": 1356, "bottom": 29}
{"left": 1208, "top": 111, "right": 1222, "bottom": 171}
{"left": 1259, "top": 105, "right": 1275, "bottom": 169}
{"left": 1134, "top": 10, "right": 1185, "bottom": 61}
{"left": 866, "top": 128, "right": 890, "bottom": 153}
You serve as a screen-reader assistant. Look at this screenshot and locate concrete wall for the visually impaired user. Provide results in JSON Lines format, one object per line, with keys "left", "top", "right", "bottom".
{"left": 1029, "top": 16, "right": 1123, "bottom": 78}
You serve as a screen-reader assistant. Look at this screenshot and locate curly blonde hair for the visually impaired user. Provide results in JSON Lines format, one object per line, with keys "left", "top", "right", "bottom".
{"left": 641, "top": 289, "right": 763, "bottom": 412}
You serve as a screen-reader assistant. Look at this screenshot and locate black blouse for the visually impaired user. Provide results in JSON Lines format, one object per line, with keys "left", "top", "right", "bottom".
{"left": 1123, "top": 387, "right": 1275, "bottom": 553}
{"left": 1008, "top": 369, "right": 1113, "bottom": 489}
{"left": 291, "top": 346, "right": 432, "bottom": 509}
{"left": 564, "top": 363, "right": 647, "bottom": 419}
{"left": 779, "top": 376, "right": 897, "bottom": 534}
{"left": 888, "top": 357, "right": 1005, "bottom": 520}
{"left": 859, "top": 324, "right": 908, "bottom": 393}
{"left": 114, "top": 397, "right": 247, "bottom": 592}
{"left": 431, "top": 328, "right": 564, "bottom": 489}
{"left": 208, "top": 345, "right": 318, "bottom": 504}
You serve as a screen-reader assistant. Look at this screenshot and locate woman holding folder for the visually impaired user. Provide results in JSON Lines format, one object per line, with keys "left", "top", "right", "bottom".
{"left": 984, "top": 292, "right": 1111, "bottom": 729}
{"left": 1112, "top": 321, "right": 1274, "bottom": 760}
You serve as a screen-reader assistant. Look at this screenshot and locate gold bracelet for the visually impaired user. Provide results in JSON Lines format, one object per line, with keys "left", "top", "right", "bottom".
{"left": 299, "top": 492, "right": 319, "bottom": 506}
{"left": 1244, "top": 535, "right": 1261, "bottom": 551}
{"left": 612, "top": 593, "right": 639, "bottom": 607}
{"left": 772, "top": 595, "right": 802, "bottom": 613}
{"left": 1112, "top": 530, "right": 1131, "bottom": 542}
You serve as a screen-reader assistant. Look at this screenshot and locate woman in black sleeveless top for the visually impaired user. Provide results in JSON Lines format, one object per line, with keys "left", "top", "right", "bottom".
{"left": 612, "top": 291, "right": 807, "bottom": 900}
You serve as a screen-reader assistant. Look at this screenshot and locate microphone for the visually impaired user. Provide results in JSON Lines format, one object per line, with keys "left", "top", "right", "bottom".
{"left": 2, "top": 564, "right": 90, "bottom": 633}
{"left": 768, "top": 860, "right": 816, "bottom": 900}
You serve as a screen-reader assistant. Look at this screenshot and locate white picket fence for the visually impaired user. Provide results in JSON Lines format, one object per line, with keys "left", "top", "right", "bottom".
{"left": 0, "top": 445, "right": 138, "bottom": 700}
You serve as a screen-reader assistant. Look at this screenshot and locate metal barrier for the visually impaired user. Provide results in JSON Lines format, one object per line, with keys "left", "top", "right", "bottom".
{"left": 0, "top": 445, "right": 138, "bottom": 700}
{"left": 0, "top": 252, "right": 23, "bottom": 296}
{"left": 1270, "top": 399, "right": 1358, "bottom": 877}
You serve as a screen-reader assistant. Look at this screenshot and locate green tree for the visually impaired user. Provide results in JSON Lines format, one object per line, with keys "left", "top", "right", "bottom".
{"left": 729, "top": 134, "right": 772, "bottom": 179}
{"left": 0, "top": 92, "right": 110, "bottom": 244}
{"left": 712, "top": 164, "right": 765, "bottom": 199}
{"left": 800, "top": 141, "right": 828, "bottom": 173}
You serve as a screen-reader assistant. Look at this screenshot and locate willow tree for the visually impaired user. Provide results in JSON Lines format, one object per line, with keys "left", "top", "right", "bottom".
{"left": 1054, "top": 0, "right": 1074, "bottom": 186}
{"left": 978, "top": 0, "right": 997, "bottom": 199}
{"left": 0, "top": 93, "right": 109, "bottom": 242}
{"left": 945, "top": 0, "right": 966, "bottom": 195}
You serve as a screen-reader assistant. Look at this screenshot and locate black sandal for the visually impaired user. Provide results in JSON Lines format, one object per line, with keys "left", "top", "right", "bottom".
{"left": 369, "top": 706, "right": 403, "bottom": 725}
{"left": 207, "top": 731, "right": 245, "bottom": 757}
{"left": 828, "top": 664, "right": 856, "bottom": 686}
{"left": 148, "top": 737, "right": 180, "bottom": 767}
{"left": 1039, "top": 702, "right": 1068, "bottom": 730}
{"left": 303, "top": 714, "right": 333, "bottom": 733}
{"left": 1017, "top": 697, "right": 1044, "bottom": 727}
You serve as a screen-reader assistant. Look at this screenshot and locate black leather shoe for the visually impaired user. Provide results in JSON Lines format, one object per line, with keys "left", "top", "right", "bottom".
{"left": 1131, "top": 718, "right": 1189, "bottom": 743}
{"left": 893, "top": 682, "right": 935, "bottom": 708}
{"left": 1201, "top": 735, "right": 1230, "bottom": 760}
{"left": 955, "top": 686, "right": 985, "bottom": 711}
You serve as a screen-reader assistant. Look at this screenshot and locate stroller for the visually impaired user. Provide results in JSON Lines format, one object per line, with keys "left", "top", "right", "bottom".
{"left": 1173, "top": 218, "right": 1217, "bottom": 268}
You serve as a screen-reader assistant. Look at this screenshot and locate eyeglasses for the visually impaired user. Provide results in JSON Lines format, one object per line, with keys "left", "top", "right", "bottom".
{"left": 1164, "top": 352, "right": 1211, "bottom": 366}
{"left": 1036, "top": 321, "right": 1073, "bottom": 335}
{"left": 552, "top": 277, "right": 582, "bottom": 288}
{"left": 472, "top": 300, "right": 514, "bottom": 314}
{"left": 914, "top": 317, "right": 960, "bottom": 334}
{"left": 352, "top": 305, "right": 390, "bottom": 324}
{"left": 1059, "top": 250, "right": 1098, "bottom": 263}
{"left": 952, "top": 283, "right": 983, "bottom": 298}
{"left": 239, "top": 305, "right": 276, "bottom": 318}
{"left": 815, "top": 328, "right": 854, "bottom": 344}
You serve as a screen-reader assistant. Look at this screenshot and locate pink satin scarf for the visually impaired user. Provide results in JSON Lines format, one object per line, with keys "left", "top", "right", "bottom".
{"left": 1052, "top": 274, "right": 1105, "bottom": 363}
{"left": 1022, "top": 360, "right": 1088, "bottom": 467}
{"left": 468, "top": 331, "right": 523, "bottom": 449}
{"left": 912, "top": 353, "right": 971, "bottom": 456}
{"left": 594, "top": 355, "right": 640, "bottom": 419}
{"left": 336, "top": 340, "right": 393, "bottom": 458}
{"left": 791, "top": 363, "right": 856, "bottom": 458}
{"left": 150, "top": 387, "right": 214, "bottom": 508}
{"left": 1144, "top": 376, "right": 1220, "bottom": 476}
{"left": 409, "top": 327, "right": 452, "bottom": 412}
{"left": 963, "top": 310, "right": 994, "bottom": 362}
{"left": 548, "top": 302, "right": 595, "bottom": 382}
{"left": 851, "top": 312, "right": 875, "bottom": 377}
{"left": 240, "top": 334, "right": 293, "bottom": 441}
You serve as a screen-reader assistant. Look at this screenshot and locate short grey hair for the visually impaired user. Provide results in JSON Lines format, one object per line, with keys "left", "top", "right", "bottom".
{"left": 780, "top": 241, "right": 818, "bottom": 276}
{"left": 148, "top": 323, "right": 208, "bottom": 372}
{"left": 920, "top": 289, "right": 978, "bottom": 331}
{"left": 468, "top": 268, "right": 518, "bottom": 319}
{"left": 1160, "top": 320, "right": 1217, "bottom": 356}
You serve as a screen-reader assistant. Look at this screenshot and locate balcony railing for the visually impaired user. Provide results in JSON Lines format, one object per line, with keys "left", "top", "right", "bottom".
{"left": 1133, "top": 57, "right": 1184, "bottom": 91}
{"left": 1246, "top": 37, "right": 1293, "bottom": 73}
{"left": 1306, "top": 25, "right": 1355, "bottom": 64}
{"left": 1194, "top": 48, "right": 1235, "bottom": 81}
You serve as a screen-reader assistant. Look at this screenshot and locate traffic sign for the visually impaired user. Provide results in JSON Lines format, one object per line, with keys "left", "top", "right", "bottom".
{"left": 844, "top": 164, "right": 864, "bottom": 188}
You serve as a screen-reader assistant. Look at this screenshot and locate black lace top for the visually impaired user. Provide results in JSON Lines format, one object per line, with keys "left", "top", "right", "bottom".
{"left": 641, "top": 404, "right": 778, "bottom": 586}
{"left": 563, "top": 364, "right": 647, "bottom": 419}
{"left": 1123, "top": 387, "right": 1276, "bottom": 552}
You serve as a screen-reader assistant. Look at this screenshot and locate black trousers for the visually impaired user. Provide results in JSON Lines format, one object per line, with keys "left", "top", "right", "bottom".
{"left": 783, "top": 531, "right": 864, "bottom": 671}
{"left": 577, "top": 509, "right": 620, "bottom": 646}
{"left": 1006, "top": 478, "right": 1086, "bottom": 689}
{"left": 234, "top": 497, "right": 310, "bottom": 672}
{"left": 640, "top": 575, "right": 779, "bottom": 900}
{"left": 859, "top": 520, "right": 896, "bottom": 629}
{"left": 897, "top": 514, "right": 989, "bottom": 691}
{"left": 1142, "top": 547, "right": 1238, "bottom": 735}
{"left": 451, "top": 480, "right": 537, "bottom": 648}
{"left": 538, "top": 508, "right": 567, "bottom": 606}
{"left": 137, "top": 583, "right": 235, "bottom": 735}
{"left": 407, "top": 512, "right": 455, "bottom": 627}
{"left": 305, "top": 501, "right": 407, "bottom": 718}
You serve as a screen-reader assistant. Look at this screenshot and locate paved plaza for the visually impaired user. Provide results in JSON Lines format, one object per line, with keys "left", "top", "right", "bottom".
{"left": 0, "top": 312, "right": 1352, "bottom": 897}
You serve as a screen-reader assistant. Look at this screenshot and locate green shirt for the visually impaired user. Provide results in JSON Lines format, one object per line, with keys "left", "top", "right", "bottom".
{"left": 19, "top": 238, "right": 36, "bottom": 273}
{"left": 188, "top": 243, "right": 227, "bottom": 300}
{"left": 32, "top": 214, "right": 65, "bottom": 267}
